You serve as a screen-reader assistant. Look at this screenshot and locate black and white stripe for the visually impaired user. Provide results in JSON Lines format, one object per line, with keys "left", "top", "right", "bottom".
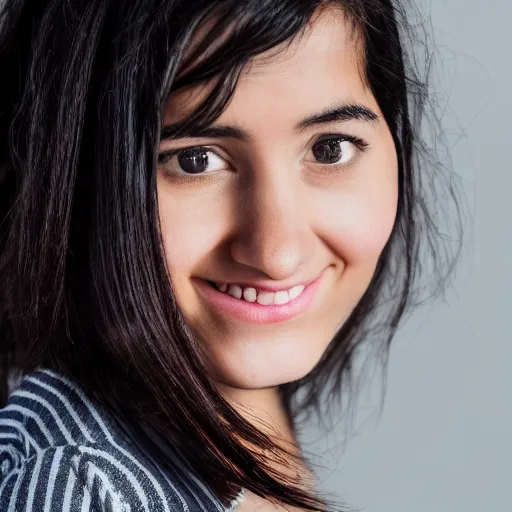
{"left": 0, "top": 368, "right": 246, "bottom": 511}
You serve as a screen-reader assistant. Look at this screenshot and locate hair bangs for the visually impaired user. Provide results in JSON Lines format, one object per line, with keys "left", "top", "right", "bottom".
{"left": 160, "top": 0, "right": 323, "bottom": 137}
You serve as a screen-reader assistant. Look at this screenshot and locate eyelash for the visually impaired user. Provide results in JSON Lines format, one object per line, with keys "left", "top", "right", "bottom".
{"left": 315, "top": 134, "right": 369, "bottom": 154}
{"left": 157, "top": 133, "right": 370, "bottom": 173}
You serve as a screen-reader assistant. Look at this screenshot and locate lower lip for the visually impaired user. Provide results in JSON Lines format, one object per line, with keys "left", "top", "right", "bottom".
{"left": 193, "top": 271, "right": 325, "bottom": 324}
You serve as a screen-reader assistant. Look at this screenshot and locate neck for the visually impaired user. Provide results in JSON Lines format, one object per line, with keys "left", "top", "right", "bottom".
{"left": 217, "top": 384, "right": 317, "bottom": 491}
{"left": 218, "top": 384, "right": 297, "bottom": 446}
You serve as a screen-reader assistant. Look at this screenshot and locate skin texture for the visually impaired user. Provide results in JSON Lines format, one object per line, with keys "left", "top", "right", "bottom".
{"left": 157, "top": 7, "right": 398, "bottom": 509}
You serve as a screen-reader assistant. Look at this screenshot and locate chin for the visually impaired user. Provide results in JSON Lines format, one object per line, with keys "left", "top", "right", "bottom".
{"left": 214, "top": 346, "right": 324, "bottom": 390}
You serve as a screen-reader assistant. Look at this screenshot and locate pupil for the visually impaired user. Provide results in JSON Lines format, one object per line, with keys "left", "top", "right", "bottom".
{"left": 178, "top": 148, "right": 209, "bottom": 174}
{"left": 313, "top": 139, "right": 342, "bottom": 164}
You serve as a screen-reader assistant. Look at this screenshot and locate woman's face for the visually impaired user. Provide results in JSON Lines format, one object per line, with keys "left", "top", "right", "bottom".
{"left": 156, "top": 9, "right": 398, "bottom": 391}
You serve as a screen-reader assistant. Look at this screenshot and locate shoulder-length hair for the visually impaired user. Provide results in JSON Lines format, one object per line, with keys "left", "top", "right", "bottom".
{"left": 0, "top": 0, "right": 465, "bottom": 510}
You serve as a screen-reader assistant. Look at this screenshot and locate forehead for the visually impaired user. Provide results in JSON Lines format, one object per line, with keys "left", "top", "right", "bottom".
{"left": 246, "top": 7, "right": 363, "bottom": 78}
{"left": 165, "top": 7, "right": 372, "bottom": 126}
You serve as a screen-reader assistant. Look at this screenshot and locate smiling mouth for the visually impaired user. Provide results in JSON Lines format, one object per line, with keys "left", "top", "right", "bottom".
{"left": 204, "top": 280, "right": 307, "bottom": 306}
{"left": 195, "top": 271, "right": 326, "bottom": 324}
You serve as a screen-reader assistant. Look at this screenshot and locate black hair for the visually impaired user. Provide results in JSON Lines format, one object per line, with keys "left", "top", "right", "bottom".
{"left": 0, "top": 0, "right": 466, "bottom": 510}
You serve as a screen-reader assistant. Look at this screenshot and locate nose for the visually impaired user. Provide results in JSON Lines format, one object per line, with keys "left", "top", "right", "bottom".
{"left": 229, "top": 172, "right": 313, "bottom": 281}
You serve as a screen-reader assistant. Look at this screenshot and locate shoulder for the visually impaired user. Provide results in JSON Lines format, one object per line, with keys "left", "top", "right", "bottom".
{"left": 0, "top": 368, "right": 228, "bottom": 511}
{"left": 0, "top": 366, "right": 166, "bottom": 510}
{"left": 1, "top": 368, "right": 118, "bottom": 451}
{"left": 0, "top": 443, "right": 244, "bottom": 511}
{"left": 0, "top": 443, "right": 137, "bottom": 510}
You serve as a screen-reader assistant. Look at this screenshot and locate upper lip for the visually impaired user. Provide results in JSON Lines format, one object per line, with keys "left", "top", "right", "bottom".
{"left": 203, "top": 269, "right": 325, "bottom": 293}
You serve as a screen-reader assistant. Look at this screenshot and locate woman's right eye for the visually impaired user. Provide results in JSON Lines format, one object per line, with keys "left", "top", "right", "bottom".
{"left": 158, "top": 147, "right": 228, "bottom": 176}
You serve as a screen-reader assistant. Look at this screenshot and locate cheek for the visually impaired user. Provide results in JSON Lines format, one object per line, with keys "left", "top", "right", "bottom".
{"left": 314, "top": 172, "right": 399, "bottom": 265}
{"left": 156, "top": 173, "right": 236, "bottom": 255}
{"left": 158, "top": 203, "right": 215, "bottom": 278}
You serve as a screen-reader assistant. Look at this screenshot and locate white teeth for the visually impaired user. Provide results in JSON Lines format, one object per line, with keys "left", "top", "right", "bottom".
{"left": 214, "top": 281, "right": 307, "bottom": 305}
{"left": 256, "top": 291, "right": 274, "bottom": 305}
{"left": 243, "top": 287, "right": 257, "bottom": 302}
{"left": 274, "top": 290, "right": 291, "bottom": 305}
{"left": 289, "top": 285, "right": 305, "bottom": 299}
{"left": 227, "top": 284, "right": 243, "bottom": 299}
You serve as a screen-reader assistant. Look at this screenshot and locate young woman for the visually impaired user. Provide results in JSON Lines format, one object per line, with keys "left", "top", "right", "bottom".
{"left": 0, "top": 0, "right": 464, "bottom": 510}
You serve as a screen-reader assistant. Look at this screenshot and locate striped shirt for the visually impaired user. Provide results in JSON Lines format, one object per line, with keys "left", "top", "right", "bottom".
{"left": 0, "top": 368, "right": 246, "bottom": 511}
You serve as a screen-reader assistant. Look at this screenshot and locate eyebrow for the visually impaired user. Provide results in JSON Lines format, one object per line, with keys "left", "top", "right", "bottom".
{"left": 296, "top": 103, "right": 379, "bottom": 131}
{"left": 160, "top": 102, "right": 379, "bottom": 141}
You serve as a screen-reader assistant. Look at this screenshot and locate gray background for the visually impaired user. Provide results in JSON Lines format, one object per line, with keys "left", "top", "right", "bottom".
{"left": 302, "top": 1, "right": 511, "bottom": 511}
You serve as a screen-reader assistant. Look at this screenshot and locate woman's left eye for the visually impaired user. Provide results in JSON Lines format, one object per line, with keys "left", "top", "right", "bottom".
{"left": 308, "top": 135, "right": 368, "bottom": 167}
